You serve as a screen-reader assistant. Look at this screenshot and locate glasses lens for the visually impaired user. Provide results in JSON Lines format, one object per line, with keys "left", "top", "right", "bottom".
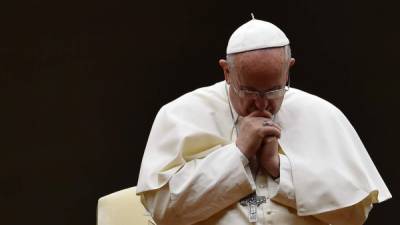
{"left": 265, "top": 89, "right": 286, "bottom": 99}
{"left": 243, "top": 90, "right": 259, "bottom": 98}
{"left": 232, "top": 81, "right": 289, "bottom": 100}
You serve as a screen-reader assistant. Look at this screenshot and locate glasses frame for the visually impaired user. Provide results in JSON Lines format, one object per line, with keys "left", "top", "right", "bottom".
{"left": 230, "top": 75, "right": 290, "bottom": 100}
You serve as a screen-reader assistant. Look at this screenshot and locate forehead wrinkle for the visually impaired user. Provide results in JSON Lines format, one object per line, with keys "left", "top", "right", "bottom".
{"left": 233, "top": 48, "right": 285, "bottom": 80}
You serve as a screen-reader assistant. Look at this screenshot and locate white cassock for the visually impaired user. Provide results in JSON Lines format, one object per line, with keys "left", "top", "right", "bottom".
{"left": 136, "top": 81, "right": 391, "bottom": 225}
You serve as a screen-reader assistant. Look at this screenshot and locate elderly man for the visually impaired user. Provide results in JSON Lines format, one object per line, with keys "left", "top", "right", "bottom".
{"left": 136, "top": 17, "right": 391, "bottom": 225}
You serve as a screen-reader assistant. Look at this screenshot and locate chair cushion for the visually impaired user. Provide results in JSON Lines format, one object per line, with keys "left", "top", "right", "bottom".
{"left": 97, "top": 187, "right": 153, "bottom": 225}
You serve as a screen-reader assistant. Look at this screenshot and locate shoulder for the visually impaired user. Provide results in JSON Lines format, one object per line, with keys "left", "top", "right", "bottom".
{"left": 283, "top": 88, "right": 343, "bottom": 114}
{"left": 277, "top": 88, "right": 356, "bottom": 147}
{"left": 161, "top": 81, "right": 228, "bottom": 114}
{"left": 151, "top": 81, "right": 231, "bottom": 138}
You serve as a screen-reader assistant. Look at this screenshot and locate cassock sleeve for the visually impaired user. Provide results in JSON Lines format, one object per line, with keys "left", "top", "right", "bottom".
{"left": 269, "top": 154, "right": 296, "bottom": 208}
{"left": 271, "top": 154, "right": 373, "bottom": 225}
{"left": 140, "top": 143, "right": 256, "bottom": 225}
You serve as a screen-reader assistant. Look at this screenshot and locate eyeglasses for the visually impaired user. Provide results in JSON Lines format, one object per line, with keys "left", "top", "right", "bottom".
{"left": 230, "top": 76, "right": 290, "bottom": 100}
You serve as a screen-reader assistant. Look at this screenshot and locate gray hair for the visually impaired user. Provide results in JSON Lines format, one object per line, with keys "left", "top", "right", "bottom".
{"left": 226, "top": 45, "right": 292, "bottom": 72}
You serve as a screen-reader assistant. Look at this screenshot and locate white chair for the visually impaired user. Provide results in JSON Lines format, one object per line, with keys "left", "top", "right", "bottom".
{"left": 97, "top": 187, "right": 155, "bottom": 225}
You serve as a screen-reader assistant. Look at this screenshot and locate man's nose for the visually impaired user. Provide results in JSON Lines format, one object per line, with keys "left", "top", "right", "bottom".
{"left": 254, "top": 96, "right": 268, "bottom": 110}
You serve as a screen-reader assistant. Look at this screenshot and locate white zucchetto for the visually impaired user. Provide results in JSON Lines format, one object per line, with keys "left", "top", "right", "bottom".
{"left": 227, "top": 19, "right": 290, "bottom": 54}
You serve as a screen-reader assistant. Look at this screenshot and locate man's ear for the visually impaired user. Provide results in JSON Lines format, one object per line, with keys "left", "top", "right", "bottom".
{"left": 289, "top": 57, "right": 295, "bottom": 68}
{"left": 286, "top": 58, "right": 295, "bottom": 82}
{"left": 218, "top": 59, "right": 231, "bottom": 84}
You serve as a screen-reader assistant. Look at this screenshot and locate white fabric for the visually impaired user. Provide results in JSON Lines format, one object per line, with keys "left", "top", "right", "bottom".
{"left": 273, "top": 88, "right": 391, "bottom": 215}
{"left": 140, "top": 142, "right": 328, "bottom": 225}
{"left": 97, "top": 187, "right": 154, "bottom": 225}
{"left": 139, "top": 143, "right": 371, "bottom": 225}
{"left": 137, "top": 81, "right": 391, "bottom": 218}
{"left": 226, "top": 19, "right": 289, "bottom": 54}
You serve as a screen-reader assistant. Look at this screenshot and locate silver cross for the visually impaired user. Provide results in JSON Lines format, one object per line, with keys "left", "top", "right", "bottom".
{"left": 240, "top": 193, "right": 266, "bottom": 222}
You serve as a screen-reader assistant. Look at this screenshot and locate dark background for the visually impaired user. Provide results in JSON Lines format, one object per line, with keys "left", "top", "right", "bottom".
{"left": 1, "top": 0, "right": 398, "bottom": 224}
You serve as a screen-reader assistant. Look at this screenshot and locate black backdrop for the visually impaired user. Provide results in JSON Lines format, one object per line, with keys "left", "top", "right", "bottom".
{"left": 1, "top": 0, "right": 398, "bottom": 224}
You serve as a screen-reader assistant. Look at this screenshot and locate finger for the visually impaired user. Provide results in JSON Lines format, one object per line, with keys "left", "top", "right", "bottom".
{"left": 237, "top": 116, "right": 243, "bottom": 125}
{"left": 259, "top": 126, "right": 281, "bottom": 138}
{"left": 248, "top": 110, "right": 272, "bottom": 118}
{"left": 264, "top": 136, "right": 277, "bottom": 143}
{"left": 260, "top": 119, "right": 281, "bottom": 131}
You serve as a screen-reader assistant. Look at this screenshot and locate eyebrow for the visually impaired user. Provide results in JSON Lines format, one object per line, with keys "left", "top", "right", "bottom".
{"left": 239, "top": 84, "right": 283, "bottom": 92}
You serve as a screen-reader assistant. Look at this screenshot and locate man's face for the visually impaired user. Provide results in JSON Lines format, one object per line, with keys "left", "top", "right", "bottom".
{"left": 220, "top": 48, "right": 294, "bottom": 117}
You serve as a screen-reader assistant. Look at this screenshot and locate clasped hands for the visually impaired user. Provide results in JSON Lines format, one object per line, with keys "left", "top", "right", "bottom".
{"left": 236, "top": 111, "right": 280, "bottom": 178}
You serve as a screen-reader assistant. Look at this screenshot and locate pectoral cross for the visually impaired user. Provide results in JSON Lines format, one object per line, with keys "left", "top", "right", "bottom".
{"left": 240, "top": 192, "right": 266, "bottom": 222}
